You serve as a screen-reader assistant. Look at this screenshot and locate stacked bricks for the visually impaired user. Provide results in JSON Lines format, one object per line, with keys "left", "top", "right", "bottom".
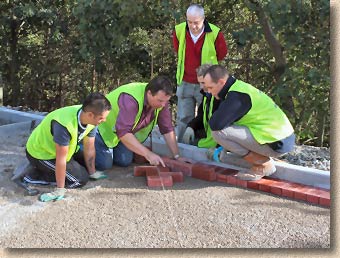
{"left": 134, "top": 165, "right": 184, "bottom": 187}
{"left": 161, "top": 156, "right": 194, "bottom": 176}
{"left": 133, "top": 156, "right": 330, "bottom": 207}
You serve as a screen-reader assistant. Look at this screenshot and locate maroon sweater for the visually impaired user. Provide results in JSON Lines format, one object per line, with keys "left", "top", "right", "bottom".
{"left": 173, "top": 21, "right": 228, "bottom": 84}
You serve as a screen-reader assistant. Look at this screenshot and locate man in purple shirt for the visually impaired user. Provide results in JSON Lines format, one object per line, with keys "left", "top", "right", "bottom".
{"left": 95, "top": 75, "right": 184, "bottom": 170}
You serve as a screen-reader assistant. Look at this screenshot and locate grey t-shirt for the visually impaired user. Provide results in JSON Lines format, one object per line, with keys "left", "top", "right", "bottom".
{"left": 52, "top": 120, "right": 97, "bottom": 146}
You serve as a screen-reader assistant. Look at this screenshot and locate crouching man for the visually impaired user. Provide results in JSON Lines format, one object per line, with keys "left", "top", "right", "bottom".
{"left": 203, "top": 65, "right": 295, "bottom": 180}
{"left": 24, "top": 92, "right": 111, "bottom": 201}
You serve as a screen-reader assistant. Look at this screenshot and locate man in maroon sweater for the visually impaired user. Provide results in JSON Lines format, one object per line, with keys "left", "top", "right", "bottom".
{"left": 173, "top": 3, "right": 227, "bottom": 143}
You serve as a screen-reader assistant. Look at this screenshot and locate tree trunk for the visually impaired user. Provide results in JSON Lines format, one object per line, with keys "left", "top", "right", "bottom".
{"left": 9, "top": 18, "right": 21, "bottom": 105}
{"left": 316, "top": 111, "right": 325, "bottom": 147}
{"left": 248, "top": 0, "right": 295, "bottom": 118}
{"left": 92, "top": 60, "right": 96, "bottom": 93}
{"left": 59, "top": 74, "right": 64, "bottom": 107}
{"left": 151, "top": 53, "right": 154, "bottom": 79}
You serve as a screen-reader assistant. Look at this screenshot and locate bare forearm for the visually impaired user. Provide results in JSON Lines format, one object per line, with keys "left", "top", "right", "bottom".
{"left": 163, "top": 131, "right": 179, "bottom": 157}
{"left": 84, "top": 149, "right": 96, "bottom": 173}
{"left": 55, "top": 144, "right": 69, "bottom": 188}
{"left": 55, "top": 160, "right": 66, "bottom": 188}
{"left": 83, "top": 137, "right": 96, "bottom": 173}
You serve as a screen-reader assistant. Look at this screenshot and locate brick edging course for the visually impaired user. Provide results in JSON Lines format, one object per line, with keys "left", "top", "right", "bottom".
{"left": 133, "top": 157, "right": 330, "bottom": 208}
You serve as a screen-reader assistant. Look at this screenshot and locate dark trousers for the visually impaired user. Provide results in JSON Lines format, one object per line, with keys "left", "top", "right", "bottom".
{"left": 25, "top": 149, "right": 89, "bottom": 188}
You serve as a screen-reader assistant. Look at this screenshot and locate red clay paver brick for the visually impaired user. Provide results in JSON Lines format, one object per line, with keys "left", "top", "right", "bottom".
{"left": 191, "top": 163, "right": 217, "bottom": 181}
{"left": 147, "top": 175, "right": 173, "bottom": 187}
{"left": 216, "top": 168, "right": 238, "bottom": 183}
{"left": 162, "top": 156, "right": 194, "bottom": 176}
{"left": 257, "top": 179, "right": 272, "bottom": 193}
{"left": 319, "top": 194, "right": 331, "bottom": 207}
{"left": 210, "top": 164, "right": 330, "bottom": 207}
{"left": 247, "top": 181, "right": 260, "bottom": 190}
{"left": 134, "top": 166, "right": 159, "bottom": 177}
{"left": 236, "top": 178, "right": 248, "bottom": 188}
{"left": 159, "top": 172, "right": 184, "bottom": 183}
{"left": 226, "top": 174, "right": 238, "bottom": 186}
{"left": 304, "top": 188, "right": 323, "bottom": 205}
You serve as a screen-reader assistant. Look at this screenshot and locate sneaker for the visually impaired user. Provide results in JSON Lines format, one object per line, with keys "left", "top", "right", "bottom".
{"left": 250, "top": 158, "right": 276, "bottom": 176}
{"left": 235, "top": 171, "right": 264, "bottom": 181}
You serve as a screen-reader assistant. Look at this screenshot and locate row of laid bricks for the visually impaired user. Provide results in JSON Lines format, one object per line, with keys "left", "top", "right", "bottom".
{"left": 133, "top": 156, "right": 330, "bottom": 208}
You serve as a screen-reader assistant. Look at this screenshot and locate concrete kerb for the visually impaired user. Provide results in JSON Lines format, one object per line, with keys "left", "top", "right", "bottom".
{"left": 144, "top": 136, "right": 330, "bottom": 190}
{"left": 0, "top": 107, "right": 44, "bottom": 144}
{"left": 0, "top": 121, "right": 33, "bottom": 140}
{"left": 0, "top": 106, "right": 44, "bottom": 124}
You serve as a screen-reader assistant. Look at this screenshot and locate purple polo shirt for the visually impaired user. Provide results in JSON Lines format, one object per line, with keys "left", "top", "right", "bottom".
{"left": 116, "top": 93, "right": 174, "bottom": 139}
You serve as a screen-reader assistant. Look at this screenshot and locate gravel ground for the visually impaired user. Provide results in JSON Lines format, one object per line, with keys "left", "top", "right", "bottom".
{"left": 279, "top": 145, "right": 330, "bottom": 171}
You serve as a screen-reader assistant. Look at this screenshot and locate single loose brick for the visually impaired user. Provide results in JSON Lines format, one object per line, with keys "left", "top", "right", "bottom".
{"left": 162, "top": 156, "right": 194, "bottom": 176}
{"left": 159, "top": 172, "right": 184, "bottom": 183}
{"left": 134, "top": 166, "right": 159, "bottom": 177}
{"left": 147, "top": 175, "right": 173, "bottom": 187}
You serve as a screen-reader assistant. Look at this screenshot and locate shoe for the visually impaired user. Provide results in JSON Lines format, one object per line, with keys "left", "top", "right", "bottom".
{"left": 235, "top": 171, "right": 264, "bottom": 181}
{"left": 243, "top": 151, "right": 276, "bottom": 177}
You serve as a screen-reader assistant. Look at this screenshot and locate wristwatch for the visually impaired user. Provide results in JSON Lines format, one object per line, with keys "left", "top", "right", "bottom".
{"left": 174, "top": 154, "right": 180, "bottom": 160}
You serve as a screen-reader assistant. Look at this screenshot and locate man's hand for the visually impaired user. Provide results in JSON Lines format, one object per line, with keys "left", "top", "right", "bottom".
{"left": 89, "top": 171, "right": 108, "bottom": 180}
{"left": 39, "top": 187, "right": 66, "bottom": 202}
{"left": 145, "top": 152, "right": 165, "bottom": 167}
{"left": 206, "top": 146, "right": 223, "bottom": 162}
{"left": 182, "top": 127, "right": 195, "bottom": 144}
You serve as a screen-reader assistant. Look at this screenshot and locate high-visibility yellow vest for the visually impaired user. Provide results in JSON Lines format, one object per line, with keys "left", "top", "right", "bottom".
{"left": 175, "top": 22, "right": 220, "bottom": 85}
{"left": 229, "top": 80, "right": 294, "bottom": 144}
{"left": 98, "top": 83, "right": 162, "bottom": 148}
{"left": 26, "top": 105, "right": 94, "bottom": 161}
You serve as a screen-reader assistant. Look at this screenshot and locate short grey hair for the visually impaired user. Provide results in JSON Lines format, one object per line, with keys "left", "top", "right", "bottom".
{"left": 186, "top": 4, "right": 205, "bottom": 18}
{"left": 196, "top": 64, "right": 212, "bottom": 77}
{"left": 204, "top": 65, "right": 229, "bottom": 83}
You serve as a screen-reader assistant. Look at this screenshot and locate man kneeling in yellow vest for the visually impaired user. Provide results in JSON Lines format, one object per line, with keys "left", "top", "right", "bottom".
{"left": 203, "top": 65, "right": 295, "bottom": 181}
{"left": 24, "top": 93, "right": 111, "bottom": 202}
